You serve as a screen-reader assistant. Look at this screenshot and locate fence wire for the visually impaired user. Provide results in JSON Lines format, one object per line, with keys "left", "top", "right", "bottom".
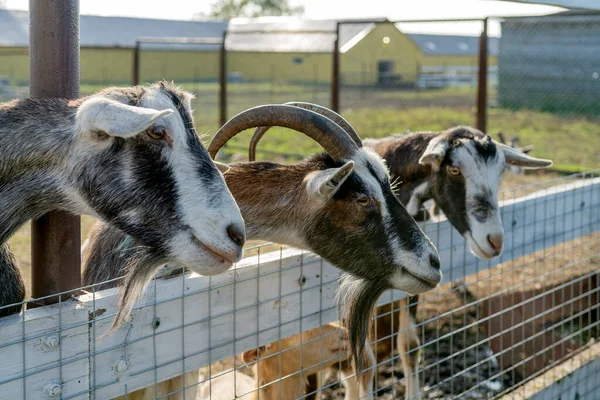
{"left": 0, "top": 170, "right": 598, "bottom": 400}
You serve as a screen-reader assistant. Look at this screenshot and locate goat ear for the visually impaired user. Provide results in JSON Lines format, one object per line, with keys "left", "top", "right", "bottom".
{"left": 213, "top": 161, "right": 231, "bottom": 174}
{"left": 76, "top": 97, "right": 173, "bottom": 138}
{"left": 306, "top": 161, "right": 354, "bottom": 202}
{"left": 419, "top": 137, "right": 449, "bottom": 170}
{"left": 242, "top": 345, "right": 267, "bottom": 364}
{"left": 494, "top": 141, "right": 553, "bottom": 169}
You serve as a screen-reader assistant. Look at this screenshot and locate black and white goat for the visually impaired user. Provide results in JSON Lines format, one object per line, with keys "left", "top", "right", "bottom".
{"left": 0, "top": 82, "right": 245, "bottom": 330}
{"left": 250, "top": 114, "right": 553, "bottom": 398}
{"left": 82, "top": 103, "right": 443, "bottom": 399}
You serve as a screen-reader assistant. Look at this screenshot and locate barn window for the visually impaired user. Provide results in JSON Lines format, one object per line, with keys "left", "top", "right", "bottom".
{"left": 292, "top": 57, "right": 304, "bottom": 65}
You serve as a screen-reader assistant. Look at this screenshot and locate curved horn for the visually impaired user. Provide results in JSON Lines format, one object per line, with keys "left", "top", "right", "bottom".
{"left": 494, "top": 141, "right": 553, "bottom": 168}
{"left": 209, "top": 105, "right": 359, "bottom": 161}
{"left": 248, "top": 102, "right": 362, "bottom": 161}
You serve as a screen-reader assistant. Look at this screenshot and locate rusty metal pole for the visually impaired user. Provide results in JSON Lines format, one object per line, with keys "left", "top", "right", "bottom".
{"left": 330, "top": 22, "right": 340, "bottom": 112}
{"left": 219, "top": 31, "right": 228, "bottom": 127}
{"left": 476, "top": 17, "right": 489, "bottom": 132}
{"left": 133, "top": 40, "right": 140, "bottom": 85}
{"left": 29, "top": 0, "right": 81, "bottom": 306}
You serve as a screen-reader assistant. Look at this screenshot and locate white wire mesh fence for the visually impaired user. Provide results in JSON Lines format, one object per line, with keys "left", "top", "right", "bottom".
{"left": 0, "top": 171, "right": 598, "bottom": 400}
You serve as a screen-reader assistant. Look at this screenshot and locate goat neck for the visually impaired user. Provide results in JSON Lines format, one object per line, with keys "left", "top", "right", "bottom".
{"left": 223, "top": 161, "right": 314, "bottom": 249}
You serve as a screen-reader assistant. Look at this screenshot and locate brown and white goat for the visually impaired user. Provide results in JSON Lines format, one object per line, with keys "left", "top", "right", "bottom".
{"left": 250, "top": 116, "right": 553, "bottom": 398}
{"left": 83, "top": 103, "right": 442, "bottom": 399}
{"left": 0, "top": 82, "right": 245, "bottom": 330}
{"left": 198, "top": 323, "right": 374, "bottom": 400}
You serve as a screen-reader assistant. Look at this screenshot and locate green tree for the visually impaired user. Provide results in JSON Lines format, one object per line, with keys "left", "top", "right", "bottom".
{"left": 199, "top": 0, "right": 304, "bottom": 19}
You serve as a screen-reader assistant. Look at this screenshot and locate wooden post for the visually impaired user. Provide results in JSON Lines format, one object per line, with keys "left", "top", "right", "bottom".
{"left": 476, "top": 18, "right": 489, "bottom": 132}
{"left": 133, "top": 40, "right": 140, "bottom": 85}
{"left": 29, "top": 0, "right": 81, "bottom": 305}
{"left": 330, "top": 22, "right": 340, "bottom": 112}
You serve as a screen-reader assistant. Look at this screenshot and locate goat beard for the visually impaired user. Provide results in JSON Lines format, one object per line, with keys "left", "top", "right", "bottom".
{"left": 102, "top": 247, "right": 168, "bottom": 337}
{"left": 337, "top": 274, "right": 389, "bottom": 373}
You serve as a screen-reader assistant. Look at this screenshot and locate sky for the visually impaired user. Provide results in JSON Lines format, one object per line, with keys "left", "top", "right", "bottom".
{"left": 3, "top": 0, "right": 566, "bottom": 36}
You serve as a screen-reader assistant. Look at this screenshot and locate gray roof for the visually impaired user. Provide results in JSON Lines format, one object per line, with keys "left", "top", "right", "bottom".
{"left": 226, "top": 17, "right": 372, "bottom": 53}
{"left": 0, "top": 9, "right": 228, "bottom": 50}
{"left": 501, "top": 9, "right": 600, "bottom": 25}
{"left": 0, "top": 9, "right": 497, "bottom": 56}
{"left": 226, "top": 17, "right": 374, "bottom": 52}
{"left": 408, "top": 34, "right": 499, "bottom": 57}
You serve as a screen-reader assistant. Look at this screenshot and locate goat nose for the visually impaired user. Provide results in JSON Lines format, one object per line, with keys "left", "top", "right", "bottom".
{"left": 227, "top": 224, "right": 245, "bottom": 248}
{"left": 429, "top": 254, "right": 441, "bottom": 270}
{"left": 487, "top": 233, "right": 504, "bottom": 253}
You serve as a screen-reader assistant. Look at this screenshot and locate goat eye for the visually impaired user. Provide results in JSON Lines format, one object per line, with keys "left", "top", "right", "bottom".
{"left": 447, "top": 166, "right": 461, "bottom": 176}
{"left": 357, "top": 197, "right": 373, "bottom": 207}
{"left": 146, "top": 127, "right": 165, "bottom": 140}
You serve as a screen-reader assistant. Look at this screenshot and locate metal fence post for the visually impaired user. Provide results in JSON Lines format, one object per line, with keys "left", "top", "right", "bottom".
{"left": 29, "top": 0, "right": 81, "bottom": 305}
{"left": 219, "top": 30, "right": 228, "bottom": 127}
{"left": 330, "top": 22, "right": 340, "bottom": 112}
{"left": 477, "top": 17, "right": 489, "bottom": 132}
{"left": 133, "top": 40, "right": 140, "bottom": 85}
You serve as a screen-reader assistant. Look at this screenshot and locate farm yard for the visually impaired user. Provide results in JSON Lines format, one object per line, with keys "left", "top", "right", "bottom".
{"left": 0, "top": 2, "right": 599, "bottom": 400}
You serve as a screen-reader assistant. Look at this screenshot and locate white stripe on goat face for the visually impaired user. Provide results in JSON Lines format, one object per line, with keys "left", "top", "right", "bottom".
{"left": 352, "top": 148, "right": 390, "bottom": 218}
{"left": 453, "top": 139, "right": 505, "bottom": 259}
{"left": 355, "top": 148, "right": 441, "bottom": 292}
{"left": 139, "top": 86, "right": 245, "bottom": 274}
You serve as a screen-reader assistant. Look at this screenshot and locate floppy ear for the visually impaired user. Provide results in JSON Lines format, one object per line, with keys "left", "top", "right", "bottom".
{"left": 494, "top": 141, "right": 553, "bottom": 169}
{"left": 242, "top": 345, "right": 268, "bottom": 364}
{"left": 76, "top": 97, "right": 173, "bottom": 138}
{"left": 306, "top": 161, "right": 354, "bottom": 202}
{"left": 213, "top": 161, "right": 231, "bottom": 174}
{"left": 419, "top": 136, "right": 449, "bottom": 170}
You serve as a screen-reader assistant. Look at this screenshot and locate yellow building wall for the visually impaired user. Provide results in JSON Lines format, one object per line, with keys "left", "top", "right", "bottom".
{"left": 139, "top": 50, "right": 220, "bottom": 82}
{"left": 341, "top": 23, "right": 423, "bottom": 85}
{"left": 227, "top": 51, "right": 331, "bottom": 83}
{"left": 0, "top": 45, "right": 498, "bottom": 87}
{"left": 80, "top": 48, "right": 134, "bottom": 84}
